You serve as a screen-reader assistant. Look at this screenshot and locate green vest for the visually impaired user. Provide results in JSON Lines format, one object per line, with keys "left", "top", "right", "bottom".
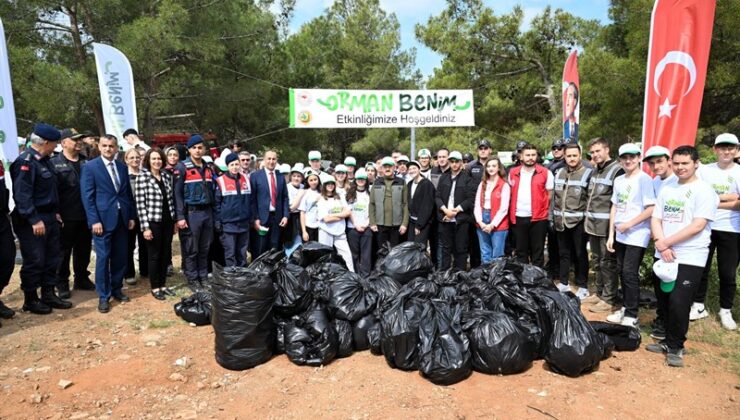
{"left": 553, "top": 165, "right": 592, "bottom": 231}
{"left": 585, "top": 159, "right": 622, "bottom": 236}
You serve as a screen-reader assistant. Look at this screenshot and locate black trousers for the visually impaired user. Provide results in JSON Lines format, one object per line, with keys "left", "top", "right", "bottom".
{"left": 306, "top": 227, "right": 319, "bottom": 242}
{"left": 125, "top": 219, "right": 148, "bottom": 279}
{"left": 428, "top": 218, "right": 439, "bottom": 266}
{"left": 438, "top": 221, "right": 469, "bottom": 271}
{"left": 615, "top": 241, "right": 646, "bottom": 318}
{"left": 0, "top": 215, "right": 15, "bottom": 294}
{"left": 13, "top": 213, "right": 61, "bottom": 292}
{"left": 657, "top": 264, "right": 703, "bottom": 350}
{"left": 57, "top": 219, "right": 92, "bottom": 284}
{"left": 696, "top": 230, "right": 739, "bottom": 309}
{"left": 468, "top": 222, "right": 481, "bottom": 268}
{"left": 557, "top": 222, "right": 589, "bottom": 288}
{"left": 546, "top": 222, "right": 560, "bottom": 280}
{"left": 514, "top": 217, "right": 547, "bottom": 268}
{"left": 376, "top": 225, "right": 400, "bottom": 249}
{"left": 408, "top": 221, "right": 431, "bottom": 247}
{"left": 146, "top": 220, "right": 174, "bottom": 289}
{"left": 347, "top": 228, "right": 373, "bottom": 277}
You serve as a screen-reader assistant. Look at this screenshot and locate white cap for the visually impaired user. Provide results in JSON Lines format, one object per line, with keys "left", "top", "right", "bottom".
{"left": 644, "top": 145, "right": 671, "bottom": 159}
{"left": 219, "top": 148, "right": 232, "bottom": 160}
{"left": 714, "top": 133, "right": 739, "bottom": 146}
{"left": 215, "top": 157, "right": 227, "bottom": 172}
{"left": 308, "top": 150, "right": 321, "bottom": 160}
{"left": 618, "top": 143, "right": 641, "bottom": 157}
{"left": 354, "top": 168, "right": 368, "bottom": 179}
{"left": 202, "top": 155, "right": 213, "bottom": 163}
{"left": 293, "top": 162, "right": 305, "bottom": 171}
{"left": 449, "top": 151, "right": 463, "bottom": 161}
{"left": 290, "top": 164, "right": 304, "bottom": 174}
{"left": 343, "top": 156, "right": 357, "bottom": 166}
{"left": 319, "top": 173, "right": 335, "bottom": 184}
{"left": 653, "top": 260, "right": 679, "bottom": 292}
{"left": 418, "top": 148, "right": 431, "bottom": 158}
{"left": 335, "top": 164, "right": 348, "bottom": 173}
{"left": 397, "top": 155, "right": 410, "bottom": 163}
{"left": 381, "top": 156, "right": 395, "bottom": 166}
{"left": 278, "top": 163, "right": 291, "bottom": 174}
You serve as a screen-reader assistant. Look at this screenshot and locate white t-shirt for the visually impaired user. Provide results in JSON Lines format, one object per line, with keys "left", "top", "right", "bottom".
{"left": 653, "top": 179, "right": 718, "bottom": 267}
{"left": 513, "top": 167, "right": 554, "bottom": 217}
{"left": 299, "top": 189, "right": 322, "bottom": 229}
{"left": 318, "top": 195, "right": 348, "bottom": 236}
{"left": 611, "top": 171, "right": 656, "bottom": 248}
{"left": 652, "top": 173, "right": 677, "bottom": 196}
{"left": 697, "top": 163, "right": 740, "bottom": 233}
{"left": 287, "top": 183, "right": 303, "bottom": 214}
{"left": 348, "top": 190, "right": 370, "bottom": 229}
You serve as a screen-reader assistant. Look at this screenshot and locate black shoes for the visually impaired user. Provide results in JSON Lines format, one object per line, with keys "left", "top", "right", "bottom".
{"left": 57, "top": 282, "right": 71, "bottom": 299}
{"left": 650, "top": 321, "right": 667, "bottom": 340}
{"left": 41, "top": 289, "right": 73, "bottom": 309}
{"left": 0, "top": 300, "right": 15, "bottom": 319}
{"left": 112, "top": 293, "right": 130, "bottom": 303}
{"left": 23, "top": 299, "right": 52, "bottom": 315}
{"left": 73, "top": 278, "right": 97, "bottom": 291}
{"left": 98, "top": 300, "right": 110, "bottom": 313}
{"left": 151, "top": 290, "right": 166, "bottom": 300}
{"left": 187, "top": 279, "right": 203, "bottom": 292}
{"left": 162, "top": 288, "right": 176, "bottom": 297}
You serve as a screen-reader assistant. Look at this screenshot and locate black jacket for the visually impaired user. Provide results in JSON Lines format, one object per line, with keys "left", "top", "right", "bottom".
{"left": 435, "top": 170, "right": 475, "bottom": 224}
{"left": 51, "top": 153, "right": 87, "bottom": 222}
{"left": 467, "top": 159, "right": 486, "bottom": 184}
{"left": 407, "top": 177, "right": 435, "bottom": 229}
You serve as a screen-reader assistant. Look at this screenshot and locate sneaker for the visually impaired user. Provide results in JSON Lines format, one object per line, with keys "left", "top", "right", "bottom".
{"left": 124, "top": 277, "right": 137, "bottom": 285}
{"left": 689, "top": 303, "right": 708, "bottom": 321}
{"left": 718, "top": 309, "right": 737, "bottom": 331}
{"left": 574, "top": 287, "right": 590, "bottom": 300}
{"left": 666, "top": 348, "right": 684, "bottom": 368}
{"left": 606, "top": 307, "right": 625, "bottom": 324}
{"left": 556, "top": 283, "right": 570, "bottom": 293}
{"left": 581, "top": 293, "right": 601, "bottom": 304}
{"left": 645, "top": 342, "right": 668, "bottom": 354}
{"left": 621, "top": 316, "right": 638, "bottom": 328}
{"left": 650, "top": 322, "right": 666, "bottom": 340}
{"left": 589, "top": 299, "right": 614, "bottom": 313}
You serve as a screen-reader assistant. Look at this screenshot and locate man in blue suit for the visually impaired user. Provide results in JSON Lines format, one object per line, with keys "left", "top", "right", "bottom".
{"left": 250, "top": 150, "right": 289, "bottom": 256}
{"left": 81, "top": 134, "right": 136, "bottom": 313}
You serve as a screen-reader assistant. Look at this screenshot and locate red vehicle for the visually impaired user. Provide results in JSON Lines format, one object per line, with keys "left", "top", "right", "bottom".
{"left": 151, "top": 132, "right": 219, "bottom": 158}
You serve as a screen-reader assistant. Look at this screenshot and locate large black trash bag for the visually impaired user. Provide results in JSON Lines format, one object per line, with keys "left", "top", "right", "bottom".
{"left": 273, "top": 263, "right": 313, "bottom": 317}
{"left": 290, "top": 242, "right": 346, "bottom": 268}
{"left": 418, "top": 300, "right": 472, "bottom": 385}
{"left": 328, "top": 272, "right": 378, "bottom": 321}
{"left": 274, "top": 316, "right": 291, "bottom": 354}
{"left": 306, "top": 262, "right": 349, "bottom": 283}
{"left": 521, "top": 264, "right": 556, "bottom": 290}
{"left": 400, "top": 276, "right": 439, "bottom": 299}
{"left": 460, "top": 277, "right": 502, "bottom": 311}
{"left": 332, "top": 319, "right": 354, "bottom": 358}
{"left": 284, "top": 305, "right": 338, "bottom": 366}
{"left": 534, "top": 290, "right": 605, "bottom": 377}
{"left": 211, "top": 264, "right": 275, "bottom": 370}
{"left": 380, "top": 290, "right": 425, "bottom": 370}
{"left": 174, "top": 291, "right": 212, "bottom": 326}
{"left": 378, "top": 242, "right": 433, "bottom": 285}
{"left": 462, "top": 310, "right": 537, "bottom": 375}
{"left": 249, "top": 248, "right": 286, "bottom": 275}
{"left": 365, "top": 274, "right": 401, "bottom": 310}
{"left": 352, "top": 313, "right": 378, "bottom": 351}
{"left": 589, "top": 321, "right": 642, "bottom": 351}
{"left": 367, "top": 322, "right": 382, "bottom": 355}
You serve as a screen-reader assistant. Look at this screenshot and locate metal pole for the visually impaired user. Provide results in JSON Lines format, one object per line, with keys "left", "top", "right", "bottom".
{"left": 410, "top": 127, "right": 416, "bottom": 159}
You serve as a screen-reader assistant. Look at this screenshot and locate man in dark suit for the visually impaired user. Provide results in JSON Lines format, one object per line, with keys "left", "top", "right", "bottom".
{"left": 81, "top": 134, "right": 136, "bottom": 313}
{"left": 250, "top": 150, "right": 289, "bottom": 256}
{"left": 435, "top": 151, "right": 475, "bottom": 270}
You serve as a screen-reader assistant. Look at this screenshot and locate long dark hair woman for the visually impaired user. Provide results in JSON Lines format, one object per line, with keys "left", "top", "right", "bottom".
{"left": 124, "top": 147, "right": 148, "bottom": 284}
{"left": 134, "top": 148, "right": 176, "bottom": 300}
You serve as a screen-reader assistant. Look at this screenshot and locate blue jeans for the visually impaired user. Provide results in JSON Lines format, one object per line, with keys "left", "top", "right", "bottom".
{"left": 476, "top": 211, "right": 508, "bottom": 264}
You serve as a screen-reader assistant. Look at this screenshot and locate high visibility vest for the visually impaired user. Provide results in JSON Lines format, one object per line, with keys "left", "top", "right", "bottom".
{"left": 584, "top": 159, "right": 621, "bottom": 236}
{"left": 553, "top": 165, "right": 592, "bottom": 231}
{"left": 183, "top": 159, "right": 214, "bottom": 206}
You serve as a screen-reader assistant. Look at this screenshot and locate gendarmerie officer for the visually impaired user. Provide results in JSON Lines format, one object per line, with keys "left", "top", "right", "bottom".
{"left": 52, "top": 128, "right": 95, "bottom": 298}
{"left": 10, "top": 123, "right": 72, "bottom": 314}
{"left": 0, "top": 160, "right": 16, "bottom": 324}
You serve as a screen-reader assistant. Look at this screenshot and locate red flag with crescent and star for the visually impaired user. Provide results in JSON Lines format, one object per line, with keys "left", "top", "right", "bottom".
{"left": 641, "top": 0, "right": 716, "bottom": 160}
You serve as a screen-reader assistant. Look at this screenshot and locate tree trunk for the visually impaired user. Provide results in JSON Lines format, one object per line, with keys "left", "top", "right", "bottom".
{"left": 532, "top": 58, "right": 557, "bottom": 116}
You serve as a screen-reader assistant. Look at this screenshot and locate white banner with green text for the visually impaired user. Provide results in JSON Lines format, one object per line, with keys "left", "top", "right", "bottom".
{"left": 93, "top": 43, "right": 138, "bottom": 143}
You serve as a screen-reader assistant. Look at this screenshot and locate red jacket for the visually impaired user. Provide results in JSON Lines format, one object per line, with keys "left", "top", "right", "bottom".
{"left": 508, "top": 164, "right": 549, "bottom": 224}
{"left": 479, "top": 176, "right": 510, "bottom": 231}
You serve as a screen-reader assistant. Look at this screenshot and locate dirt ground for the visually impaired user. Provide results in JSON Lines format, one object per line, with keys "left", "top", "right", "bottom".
{"left": 1, "top": 254, "right": 738, "bottom": 420}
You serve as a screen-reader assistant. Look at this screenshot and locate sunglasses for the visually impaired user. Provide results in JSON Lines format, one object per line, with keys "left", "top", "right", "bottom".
{"left": 240, "top": 158, "right": 250, "bottom": 162}
{"left": 552, "top": 146, "right": 564, "bottom": 151}
{"left": 478, "top": 146, "right": 490, "bottom": 150}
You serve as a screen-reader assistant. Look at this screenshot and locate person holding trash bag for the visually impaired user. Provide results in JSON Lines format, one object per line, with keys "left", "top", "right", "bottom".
{"left": 134, "top": 148, "right": 176, "bottom": 300}
{"left": 317, "top": 174, "right": 354, "bottom": 272}
{"left": 214, "top": 153, "right": 252, "bottom": 268}
{"left": 250, "top": 150, "right": 289, "bottom": 256}
{"left": 435, "top": 151, "right": 475, "bottom": 270}
{"left": 406, "top": 160, "right": 436, "bottom": 247}
{"left": 648, "top": 146, "right": 717, "bottom": 368}
{"left": 604, "top": 144, "right": 655, "bottom": 328}
{"left": 473, "top": 157, "right": 510, "bottom": 263}
{"left": 300, "top": 171, "right": 322, "bottom": 242}
{"left": 369, "top": 156, "right": 408, "bottom": 248}
{"left": 346, "top": 168, "right": 373, "bottom": 276}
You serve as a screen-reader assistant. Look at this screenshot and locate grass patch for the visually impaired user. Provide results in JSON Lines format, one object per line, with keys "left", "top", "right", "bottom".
{"left": 148, "top": 319, "right": 175, "bottom": 329}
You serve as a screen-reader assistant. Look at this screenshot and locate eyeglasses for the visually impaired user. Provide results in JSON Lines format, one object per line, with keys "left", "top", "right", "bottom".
{"left": 478, "top": 146, "right": 490, "bottom": 150}
{"left": 552, "top": 146, "right": 564, "bottom": 151}
{"left": 240, "top": 158, "right": 250, "bottom": 162}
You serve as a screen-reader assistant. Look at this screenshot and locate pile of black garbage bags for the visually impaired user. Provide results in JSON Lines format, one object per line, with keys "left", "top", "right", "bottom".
{"left": 179, "top": 242, "right": 641, "bottom": 384}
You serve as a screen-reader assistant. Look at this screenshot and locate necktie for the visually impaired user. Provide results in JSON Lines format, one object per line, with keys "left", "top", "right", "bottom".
{"left": 269, "top": 171, "right": 277, "bottom": 208}
{"left": 109, "top": 162, "right": 121, "bottom": 192}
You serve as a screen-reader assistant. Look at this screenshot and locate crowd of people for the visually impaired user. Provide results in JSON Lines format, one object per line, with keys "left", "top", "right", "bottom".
{"left": 0, "top": 123, "right": 738, "bottom": 368}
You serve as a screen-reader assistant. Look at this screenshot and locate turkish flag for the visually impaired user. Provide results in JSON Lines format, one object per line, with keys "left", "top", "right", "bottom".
{"left": 641, "top": 0, "right": 716, "bottom": 160}
{"left": 562, "top": 51, "right": 580, "bottom": 143}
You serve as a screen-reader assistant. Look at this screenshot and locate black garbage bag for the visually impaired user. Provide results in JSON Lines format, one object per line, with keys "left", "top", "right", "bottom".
{"left": 284, "top": 305, "right": 338, "bottom": 366}
{"left": 589, "top": 321, "right": 642, "bottom": 351}
{"left": 332, "top": 319, "right": 354, "bottom": 358}
{"left": 274, "top": 316, "right": 291, "bottom": 354}
{"left": 273, "top": 263, "right": 313, "bottom": 317}
{"left": 365, "top": 274, "right": 401, "bottom": 310}
{"left": 328, "top": 272, "right": 378, "bottom": 321}
{"left": 521, "top": 264, "right": 556, "bottom": 290}
{"left": 352, "top": 313, "right": 378, "bottom": 351}
{"left": 174, "top": 291, "right": 212, "bottom": 326}
{"left": 462, "top": 310, "right": 536, "bottom": 375}
{"left": 307, "top": 262, "right": 349, "bottom": 284}
{"left": 460, "top": 278, "right": 502, "bottom": 311}
{"left": 290, "top": 242, "right": 345, "bottom": 268}
{"left": 211, "top": 264, "right": 275, "bottom": 370}
{"left": 379, "top": 242, "right": 433, "bottom": 285}
{"left": 418, "top": 300, "right": 472, "bottom": 385}
{"left": 380, "top": 290, "right": 425, "bottom": 370}
{"left": 249, "top": 248, "right": 286, "bottom": 275}
{"left": 399, "top": 276, "right": 439, "bottom": 299}
{"left": 534, "top": 290, "right": 605, "bottom": 377}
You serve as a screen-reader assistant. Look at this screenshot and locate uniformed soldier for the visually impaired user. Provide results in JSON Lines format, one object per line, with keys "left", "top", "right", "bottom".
{"left": 52, "top": 128, "right": 94, "bottom": 298}
{"left": 10, "top": 123, "right": 72, "bottom": 314}
{"left": 173, "top": 135, "right": 216, "bottom": 290}
{"left": 0, "top": 160, "right": 16, "bottom": 323}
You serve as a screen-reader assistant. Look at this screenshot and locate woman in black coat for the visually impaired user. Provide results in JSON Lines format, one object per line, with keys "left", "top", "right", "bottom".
{"left": 406, "top": 161, "right": 436, "bottom": 246}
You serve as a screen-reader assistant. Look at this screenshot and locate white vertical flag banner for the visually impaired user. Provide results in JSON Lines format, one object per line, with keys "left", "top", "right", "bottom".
{"left": 0, "top": 18, "right": 19, "bottom": 162}
{"left": 93, "top": 43, "right": 138, "bottom": 143}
